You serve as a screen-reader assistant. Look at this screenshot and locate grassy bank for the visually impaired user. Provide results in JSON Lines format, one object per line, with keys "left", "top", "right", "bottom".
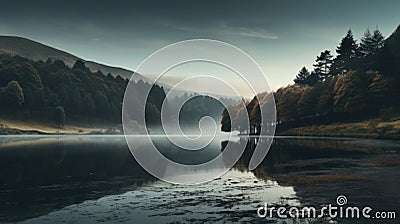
{"left": 0, "top": 119, "right": 111, "bottom": 135}
{"left": 278, "top": 119, "right": 400, "bottom": 140}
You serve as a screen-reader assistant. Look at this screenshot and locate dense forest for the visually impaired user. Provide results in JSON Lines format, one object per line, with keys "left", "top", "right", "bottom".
{"left": 170, "top": 93, "right": 236, "bottom": 126}
{"left": 126, "top": 92, "right": 237, "bottom": 134}
{"left": 222, "top": 25, "right": 400, "bottom": 134}
{"left": 0, "top": 55, "right": 166, "bottom": 128}
{"left": 0, "top": 53, "right": 234, "bottom": 132}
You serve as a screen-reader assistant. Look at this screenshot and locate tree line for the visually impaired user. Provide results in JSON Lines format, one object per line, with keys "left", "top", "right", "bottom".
{"left": 222, "top": 25, "right": 400, "bottom": 134}
{"left": 0, "top": 55, "right": 165, "bottom": 127}
{"left": 0, "top": 53, "right": 235, "bottom": 131}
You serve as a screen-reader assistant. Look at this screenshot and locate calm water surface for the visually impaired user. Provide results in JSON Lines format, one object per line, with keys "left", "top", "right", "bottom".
{"left": 0, "top": 135, "right": 399, "bottom": 223}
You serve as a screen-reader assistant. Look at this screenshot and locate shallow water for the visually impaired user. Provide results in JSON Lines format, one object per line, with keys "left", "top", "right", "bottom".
{"left": 0, "top": 136, "right": 399, "bottom": 223}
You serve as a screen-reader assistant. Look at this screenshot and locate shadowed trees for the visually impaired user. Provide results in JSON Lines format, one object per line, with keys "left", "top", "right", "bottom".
{"left": 1, "top": 80, "right": 25, "bottom": 107}
{"left": 222, "top": 25, "right": 400, "bottom": 133}
{"left": 359, "top": 28, "right": 384, "bottom": 57}
{"left": 221, "top": 93, "right": 273, "bottom": 134}
{"left": 221, "top": 108, "right": 231, "bottom": 132}
{"left": 294, "top": 67, "right": 320, "bottom": 86}
{"left": 0, "top": 55, "right": 166, "bottom": 127}
{"left": 294, "top": 67, "right": 310, "bottom": 86}
{"left": 314, "top": 50, "right": 333, "bottom": 80}
{"left": 359, "top": 28, "right": 386, "bottom": 70}
{"left": 54, "top": 106, "right": 66, "bottom": 128}
{"left": 331, "top": 29, "right": 358, "bottom": 75}
{"left": 294, "top": 50, "right": 333, "bottom": 87}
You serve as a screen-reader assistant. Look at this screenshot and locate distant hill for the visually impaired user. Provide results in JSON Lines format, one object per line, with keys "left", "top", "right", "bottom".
{"left": 0, "top": 35, "right": 143, "bottom": 81}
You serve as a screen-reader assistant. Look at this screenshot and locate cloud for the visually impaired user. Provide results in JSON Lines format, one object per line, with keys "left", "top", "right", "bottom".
{"left": 159, "top": 21, "right": 278, "bottom": 40}
{"left": 229, "top": 27, "right": 279, "bottom": 39}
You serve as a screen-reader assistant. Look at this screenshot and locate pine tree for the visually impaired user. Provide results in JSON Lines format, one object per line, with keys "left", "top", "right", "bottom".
{"left": 360, "top": 28, "right": 385, "bottom": 57}
{"left": 294, "top": 67, "right": 320, "bottom": 86}
{"left": 371, "top": 28, "right": 385, "bottom": 52}
{"left": 331, "top": 29, "right": 358, "bottom": 75}
{"left": 294, "top": 67, "right": 310, "bottom": 86}
{"left": 307, "top": 72, "right": 320, "bottom": 86}
{"left": 313, "top": 50, "right": 333, "bottom": 80}
{"left": 359, "top": 28, "right": 374, "bottom": 57}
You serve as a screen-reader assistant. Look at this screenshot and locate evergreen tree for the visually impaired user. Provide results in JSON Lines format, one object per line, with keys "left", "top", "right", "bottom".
{"left": 294, "top": 67, "right": 310, "bottom": 86}
{"left": 371, "top": 28, "right": 385, "bottom": 52}
{"left": 313, "top": 50, "right": 333, "bottom": 80}
{"left": 360, "top": 28, "right": 385, "bottom": 57}
{"left": 331, "top": 29, "right": 358, "bottom": 75}
{"left": 294, "top": 67, "right": 320, "bottom": 86}
{"left": 359, "top": 28, "right": 374, "bottom": 57}
{"left": 72, "top": 60, "right": 90, "bottom": 73}
{"left": 307, "top": 72, "right": 321, "bottom": 86}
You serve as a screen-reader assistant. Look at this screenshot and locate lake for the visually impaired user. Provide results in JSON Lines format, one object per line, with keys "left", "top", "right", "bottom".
{"left": 0, "top": 135, "right": 399, "bottom": 223}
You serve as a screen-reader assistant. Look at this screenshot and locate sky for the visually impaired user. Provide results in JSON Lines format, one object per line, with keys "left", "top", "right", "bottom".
{"left": 0, "top": 0, "right": 399, "bottom": 95}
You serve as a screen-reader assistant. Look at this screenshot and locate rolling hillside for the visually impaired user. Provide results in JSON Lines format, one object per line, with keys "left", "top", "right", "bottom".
{"left": 0, "top": 35, "right": 143, "bottom": 81}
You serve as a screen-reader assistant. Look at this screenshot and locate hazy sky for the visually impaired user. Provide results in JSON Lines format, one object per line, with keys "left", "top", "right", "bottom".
{"left": 1, "top": 0, "right": 399, "bottom": 92}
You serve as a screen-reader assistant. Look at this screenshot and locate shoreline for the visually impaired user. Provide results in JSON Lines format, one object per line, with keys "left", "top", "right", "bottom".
{"left": 1, "top": 119, "right": 399, "bottom": 140}
{"left": 277, "top": 119, "right": 400, "bottom": 140}
{"left": 0, "top": 119, "right": 111, "bottom": 135}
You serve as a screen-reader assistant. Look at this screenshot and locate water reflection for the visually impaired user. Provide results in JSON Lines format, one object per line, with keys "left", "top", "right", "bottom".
{"left": 225, "top": 136, "right": 400, "bottom": 223}
{"left": 0, "top": 136, "right": 155, "bottom": 222}
{"left": 0, "top": 136, "right": 399, "bottom": 223}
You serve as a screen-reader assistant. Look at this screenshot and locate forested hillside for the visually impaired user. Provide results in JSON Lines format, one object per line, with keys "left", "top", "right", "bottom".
{"left": 222, "top": 25, "right": 400, "bottom": 136}
{"left": 0, "top": 55, "right": 165, "bottom": 127}
{"left": 0, "top": 53, "right": 233, "bottom": 132}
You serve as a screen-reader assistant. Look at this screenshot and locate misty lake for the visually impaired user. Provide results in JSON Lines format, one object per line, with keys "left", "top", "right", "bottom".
{"left": 0, "top": 135, "right": 399, "bottom": 223}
